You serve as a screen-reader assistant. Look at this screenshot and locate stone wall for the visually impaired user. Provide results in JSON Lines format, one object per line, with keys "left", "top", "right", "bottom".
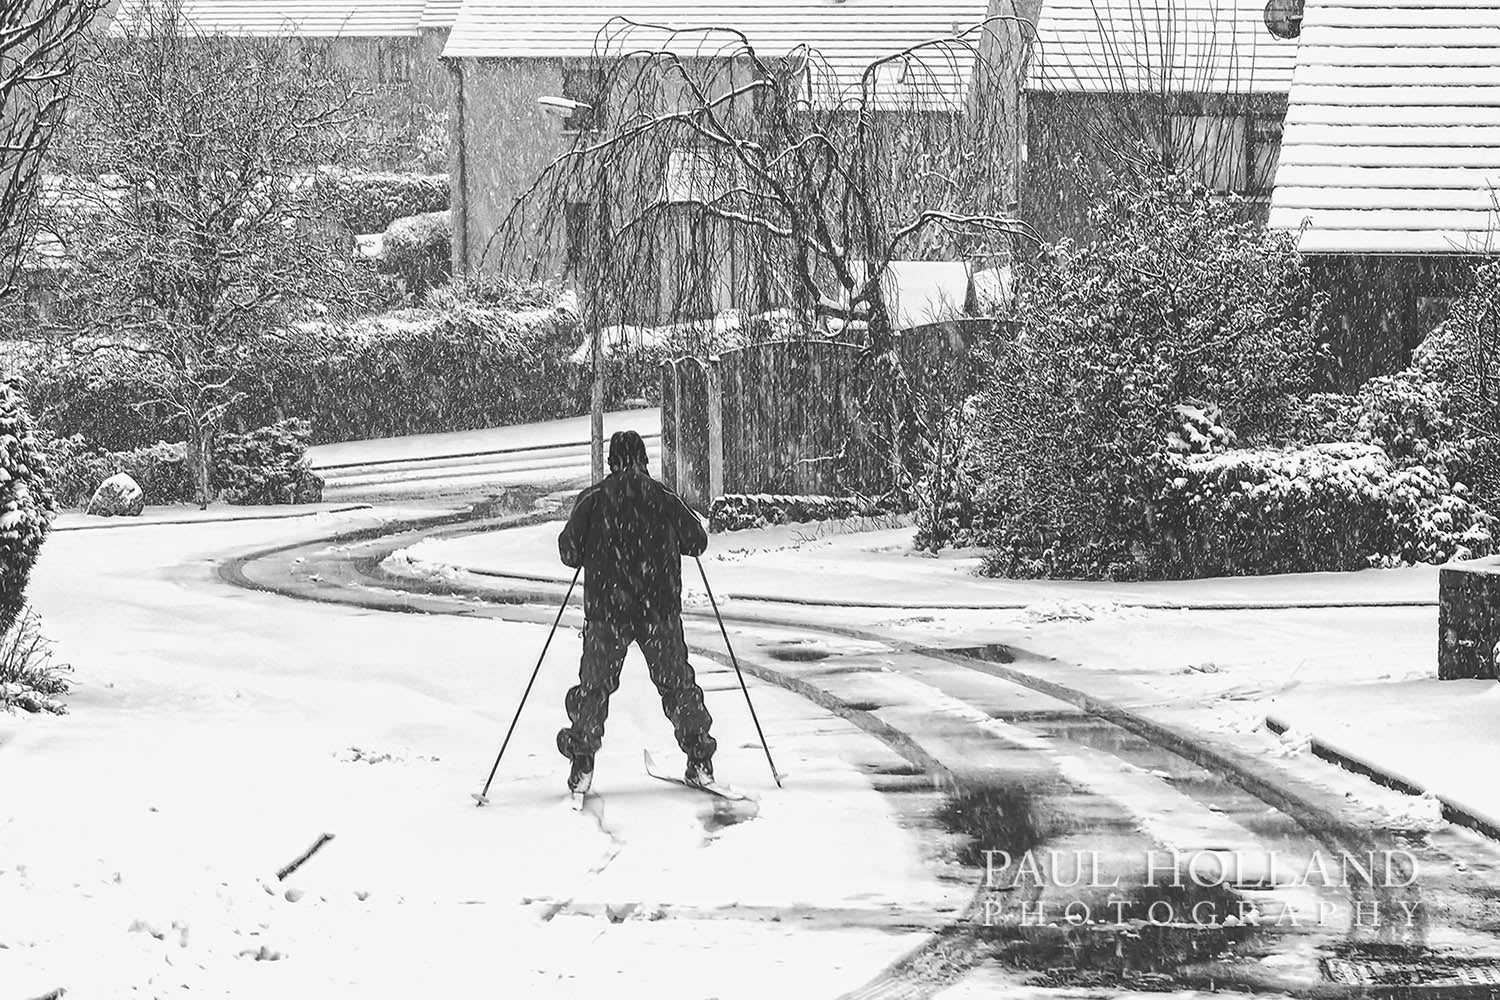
{"left": 1438, "top": 560, "right": 1500, "bottom": 680}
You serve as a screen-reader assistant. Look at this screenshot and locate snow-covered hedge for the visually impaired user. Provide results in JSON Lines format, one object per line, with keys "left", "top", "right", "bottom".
{"left": 21, "top": 283, "right": 664, "bottom": 449}
{"left": 708, "top": 493, "right": 899, "bottom": 533}
{"left": 379, "top": 210, "right": 451, "bottom": 294}
{"left": 46, "top": 437, "right": 192, "bottom": 508}
{"left": 0, "top": 378, "right": 57, "bottom": 637}
{"left": 315, "top": 172, "right": 448, "bottom": 234}
{"left": 212, "top": 419, "right": 322, "bottom": 506}
{"left": 1153, "top": 443, "right": 1494, "bottom": 576}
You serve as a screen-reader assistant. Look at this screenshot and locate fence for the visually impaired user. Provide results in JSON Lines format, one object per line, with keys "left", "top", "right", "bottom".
{"left": 661, "top": 320, "right": 997, "bottom": 510}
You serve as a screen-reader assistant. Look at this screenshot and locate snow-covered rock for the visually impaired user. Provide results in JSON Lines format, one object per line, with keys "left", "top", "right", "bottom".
{"left": 85, "top": 473, "right": 144, "bottom": 517}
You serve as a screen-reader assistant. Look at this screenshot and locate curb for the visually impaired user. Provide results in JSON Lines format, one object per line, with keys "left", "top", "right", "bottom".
{"left": 310, "top": 432, "right": 662, "bottom": 473}
{"left": 1264, "top": 714, "right": 1500, "bottom": 843}
{"left": 52, "top": 504, "right": 374, "bottom": 532}
{"left": 418, "top": 557, "right": 1437, "bottom": 614}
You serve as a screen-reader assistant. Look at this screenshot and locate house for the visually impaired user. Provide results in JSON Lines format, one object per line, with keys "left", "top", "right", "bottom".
{"left": 442, "top": 0, "right": 1027, "bottom": 326}
{"left": 1022, "top": 0, "right": 1300, "bottom": 243}
{"left": 108, "top": 0, "right": 454, "bottom": 110}
{"left": 1267, "top": 0, "right": 1500, "bottom": 387}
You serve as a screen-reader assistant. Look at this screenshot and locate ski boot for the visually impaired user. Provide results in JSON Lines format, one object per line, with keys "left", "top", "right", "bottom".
{"left": 684, "top": 756, "right": 714, "bottom": 789}
{"left": 568, "top": 754, "right": 594, "bottom": 795}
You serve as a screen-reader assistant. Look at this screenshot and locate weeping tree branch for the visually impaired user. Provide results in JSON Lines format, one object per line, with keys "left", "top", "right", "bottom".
{"left": 0, "top": 0, "right": 100, "bottom": 301}
{"left": 482, "top": 14, "right": 1037, "bottom": 497}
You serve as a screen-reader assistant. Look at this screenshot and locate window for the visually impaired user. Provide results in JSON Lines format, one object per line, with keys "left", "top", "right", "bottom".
{"left": 664, "top": 147, "right": 727, "bottom": 204}
{"left": 1169, "top": 114, "right": 1248, "bottom": 193}
{"left": 564, "top": 201, "right": 590, "bottom": 270}
{"left": 302, "top": 38, "right": 333, "bottom": 78}
{"left": 1167, "top": 113, "right": 1283, "bottom": 197}
{"left": 1249, "top": 116, "right": 1283, "bottom": 195}
{"left": 561, "top": 61, "right": 605, "bottom": 134}
{"left": 377, "top": 39, "right": 410, "bottom": 85}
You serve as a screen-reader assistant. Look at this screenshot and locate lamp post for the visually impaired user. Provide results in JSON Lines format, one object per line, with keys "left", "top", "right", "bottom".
{"left": 539, "top": 95, "right": 605, "bottom": 483}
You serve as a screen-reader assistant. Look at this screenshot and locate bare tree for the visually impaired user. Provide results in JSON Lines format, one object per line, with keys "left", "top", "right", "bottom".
{"left": 1027, "top": 1, "right": 1288, "bottom": 210}
{"left": 0, "top": 0, "right": 99, "bottom": 300}
{"left": 29, "top": 0, "right": 379, "bottom": 504}
{"left": 487, "top": 16, "right": 1035, "bottom": 494}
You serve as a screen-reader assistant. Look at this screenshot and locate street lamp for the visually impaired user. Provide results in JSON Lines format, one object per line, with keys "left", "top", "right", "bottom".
{"left": 539, "top": 95, "right": 605, "bottom": 484}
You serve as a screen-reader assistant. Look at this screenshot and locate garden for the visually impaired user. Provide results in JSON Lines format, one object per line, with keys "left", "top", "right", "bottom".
{"left": 1, "top": 2, "right": 661, "bottom": 517}
{"left": 912, "top": 175, "right": 1500, "bottom": 581}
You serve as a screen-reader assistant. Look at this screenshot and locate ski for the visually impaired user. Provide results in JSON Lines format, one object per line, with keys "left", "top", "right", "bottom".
{"left": 643, "top": 749, "right": 756, "bottom": 802}
{"left": 569, "top": 791, "right": 587, "bottom": 812}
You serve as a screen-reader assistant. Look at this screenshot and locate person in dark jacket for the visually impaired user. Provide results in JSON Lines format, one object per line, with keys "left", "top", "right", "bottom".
{"left": 555, "top": 429, "right": 715, "bottom": 793}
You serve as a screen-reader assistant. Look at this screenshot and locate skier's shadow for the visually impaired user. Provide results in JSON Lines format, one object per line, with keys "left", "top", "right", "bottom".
{"left": 702, "top": 796, "right": 759, "bottom": 840}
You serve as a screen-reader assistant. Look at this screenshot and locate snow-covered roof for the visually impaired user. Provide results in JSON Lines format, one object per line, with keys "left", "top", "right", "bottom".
{"left": 418, "top": 0, "right": 460, "bottom": 30}
{"left": 442, "top": 0, "right": 999, "bottom": 108}
{"left": 1268, "top": 0, "right": 1500, "bottom": 255}
{"left": 109, "top": 0, "right": 427, "bottom": 37}
{"left": 1027, "top": 0, "right": 1299, "bottom": 94}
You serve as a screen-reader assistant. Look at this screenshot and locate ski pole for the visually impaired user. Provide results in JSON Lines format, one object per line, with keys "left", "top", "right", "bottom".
{"left": 694, "top": 556, "right": 783, "bottom": 788}
{"left": 473, "top": 564, "right": 582, "bottom": 806}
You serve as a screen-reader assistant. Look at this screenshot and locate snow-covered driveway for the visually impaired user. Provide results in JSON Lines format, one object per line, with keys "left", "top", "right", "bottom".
{"left": 1, "top": 510, "right": 959, "bottom": 999}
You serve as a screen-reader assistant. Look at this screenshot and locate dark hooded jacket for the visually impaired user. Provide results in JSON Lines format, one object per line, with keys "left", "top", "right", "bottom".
{"left": 558, "top": 468, "right": 708, "bottom": 623}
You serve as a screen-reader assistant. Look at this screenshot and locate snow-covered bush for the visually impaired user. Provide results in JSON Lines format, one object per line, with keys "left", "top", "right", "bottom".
{"left": 1166, "top": 402, "right": 1236, "bottom": 457}
{"left": 47, "top": 436, "right": 192, "bottom": 508}
{"left": 0, "top": 378, "right": 57, "bottom": 638}
{"left": 212, "top": 420, "right": 322, "bottom": 506}
{"left": 20, "top": 348, "right": 164, "bottom": 452}
{"left": 1349, "top": 315, "right": 1500, "bottom": 509}
{"left": 0, "top": 608, "right": 70, "bottom": 715}
{"left": 379, "top": 210, "right": 451, "bottom": 295}
{"left": 315, "top": 172, "right": 448, "bottom": 234}
{"left": 1290, "top": 306, "right": 1500, "bottom": 515}
{"left": 967, "top": 176, "right": 1321, "bottom": 579}
{"left": 709, "top": 493, "right": 900, "bottom": 533}
{"left": 1153, "top": 443, "right": 1493, "bottom": 576}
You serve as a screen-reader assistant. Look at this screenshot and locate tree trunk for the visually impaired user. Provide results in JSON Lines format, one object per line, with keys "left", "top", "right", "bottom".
{"left": 186, "top": 419, "right": 213, "bottom": 509}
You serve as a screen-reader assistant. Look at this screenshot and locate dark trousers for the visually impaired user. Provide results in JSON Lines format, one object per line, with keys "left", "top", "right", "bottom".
{"left": 556, "top": 616, "right": 717, "bottom": 763}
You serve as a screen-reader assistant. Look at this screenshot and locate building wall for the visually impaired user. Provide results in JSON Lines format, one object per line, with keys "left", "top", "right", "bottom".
{"left": 449, "top": 58, "right": 568, "bottom": 278}
{"left": 413, "top": 29, "right": 451, "bottom": 109}
{"left": 451, "top": 41, "right": 1030, "bottom": 324}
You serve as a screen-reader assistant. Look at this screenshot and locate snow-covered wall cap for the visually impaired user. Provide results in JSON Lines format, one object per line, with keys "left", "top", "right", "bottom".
{"left": 1028, "top": 0, "right": 1299, "bottom": 94}
{"left": 1268, "top": 0, "right": 1500, "bottom": 255}
{"left": 109, "top": 0, "right": 427, "bottom": 37}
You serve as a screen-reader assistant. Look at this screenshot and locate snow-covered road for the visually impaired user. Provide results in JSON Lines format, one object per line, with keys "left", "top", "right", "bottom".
{"left": 2, "top": 509, "right": 960, "bottom": 999}
{"left": 12, "top": 500, "right": 1500, "bottom": 999}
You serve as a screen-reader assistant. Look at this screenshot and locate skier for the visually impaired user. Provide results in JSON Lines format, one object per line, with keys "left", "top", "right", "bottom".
{"left": 555, "top": 429, "right": 716, "bottom": 794}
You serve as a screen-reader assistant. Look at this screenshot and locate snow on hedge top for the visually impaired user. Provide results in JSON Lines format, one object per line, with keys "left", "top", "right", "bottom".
{"left": 442, "top": 0, "right": 1004, "bottom": 109}
{"left": 110, "top": 0, "right": 427, "bottom": 37}
{"left": 1028, "top": 0, "right": 1299, "bottom": 94}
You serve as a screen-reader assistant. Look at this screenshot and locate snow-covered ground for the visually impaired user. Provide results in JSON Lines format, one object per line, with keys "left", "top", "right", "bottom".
{"left": 1269, "top": 680, "right": 1500, "bottom": 832}
{"left": 397, "top": 519, "right": 1498, "bottom": 845}
{"left": 1, "top": 509, "right": 961, "bottom": 998}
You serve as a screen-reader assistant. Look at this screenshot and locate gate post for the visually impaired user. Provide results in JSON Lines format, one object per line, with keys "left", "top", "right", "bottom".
{"left": 705, "top": 356, "right": 724, "bottom": 502}
{"left": 672, "top": 360, "right": 689, "bottom": 494}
